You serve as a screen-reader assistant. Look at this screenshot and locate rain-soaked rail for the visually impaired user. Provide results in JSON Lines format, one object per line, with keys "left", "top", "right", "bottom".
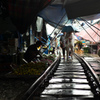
{"left": 21, "top": 53, "right": 100, "bottom": 100}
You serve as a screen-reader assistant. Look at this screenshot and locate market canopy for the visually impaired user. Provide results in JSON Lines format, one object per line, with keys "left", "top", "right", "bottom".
{"left": 64, "top": 0, "right": 100, "bottom": 19}
{"left": 37, "top": 0, "right": 100, "bottom": 30}
{"left": 79, "top": 13, "right": 100, "bottom": 21}
{"left": 75, "top": 23, "right": 100, "bottom": 43}
{"left": 6, "top": 0, "right": 53, "bottom": 33}
{"left": 1, "top": 0, "right": 100, "bottom": 34}
{"left": 38, "top": 4, "right": 72, "bottom": 28}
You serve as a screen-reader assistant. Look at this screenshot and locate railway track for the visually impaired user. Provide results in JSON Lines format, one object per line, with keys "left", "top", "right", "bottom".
{"left": 21, "top": 53, "right": 100, "bottom": 100}
{"left": 82, "top": 55, "right": 100, "bottom": 81}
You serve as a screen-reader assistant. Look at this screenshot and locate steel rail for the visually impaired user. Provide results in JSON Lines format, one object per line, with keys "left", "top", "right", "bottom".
{"left": 74, "top": 53, "right": 100, "bottom": 97}
{"left": 21, "top": 54, "right": 61, "bottom": 100}
{"left": 21, "top": 53, "right": 100, "bottom": 100}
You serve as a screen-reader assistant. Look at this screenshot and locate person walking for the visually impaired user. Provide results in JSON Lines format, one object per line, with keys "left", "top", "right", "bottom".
{"left": 60, "top": 32, "right": 66, "bottom": 59}
{"left": 61, "top": 26, "right": 74, "bottom": 61}
{"left": 65, "top": 32, "right": 74, "bottom": 61}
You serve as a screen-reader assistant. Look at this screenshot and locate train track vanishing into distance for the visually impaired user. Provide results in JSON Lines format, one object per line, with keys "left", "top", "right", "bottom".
{"left": 21, "top": 53, "right": 100, "bottom": 100}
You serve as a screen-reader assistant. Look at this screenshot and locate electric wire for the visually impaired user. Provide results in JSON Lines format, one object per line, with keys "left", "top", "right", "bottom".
{"left": 79, "top": 17, "right": 100, "bottom": 31}
{"left": 41, "top": 13, "right": 69, "bottom": 53}
{"left": 76, "top": 19, "right": 96, "bottom": 43}
{"left": 79, "top": 17, "right": 100, "bottom": 38}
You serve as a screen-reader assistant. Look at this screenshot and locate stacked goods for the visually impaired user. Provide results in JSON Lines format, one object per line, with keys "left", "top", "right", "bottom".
{"left": 12, "top": 62, "right": 47, "bottom": 75}
{"left": 10, "top": 54, "right": 56, "bottom": 76}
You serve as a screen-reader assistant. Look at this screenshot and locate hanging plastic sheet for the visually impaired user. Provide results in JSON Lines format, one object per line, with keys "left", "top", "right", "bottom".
{"left": 36, "top": 17, "right": 43, "bottom": 32}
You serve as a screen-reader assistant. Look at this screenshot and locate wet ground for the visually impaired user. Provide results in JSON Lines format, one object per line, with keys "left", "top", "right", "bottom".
{"left": 0, "top": 79, "right": 34, "bottom": 100}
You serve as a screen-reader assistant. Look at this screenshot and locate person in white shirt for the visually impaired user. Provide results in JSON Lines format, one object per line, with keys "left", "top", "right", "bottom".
{"left": 60, "top": 26, "right": 75, "bottom": 61}
{"left": 65, "top": 32, "right": 74, "bottom": 61}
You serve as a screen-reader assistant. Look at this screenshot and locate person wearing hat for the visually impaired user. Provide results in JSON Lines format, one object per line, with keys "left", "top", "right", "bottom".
{"left": 24, "top": 41, "right": 42, "bottom": 62}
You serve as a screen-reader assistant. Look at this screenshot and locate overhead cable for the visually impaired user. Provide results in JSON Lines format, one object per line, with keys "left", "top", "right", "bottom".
{"left": 79, "top": 17, "right": 100, "bottom": 32}
{"left": 79, "top": 17, "right": 100, "bottom": 38}
{"left": 76, "top": 20, "right": 96, "bottom": 43}
{"left": 42, "top": 13, "right": 69, "bottom": 53}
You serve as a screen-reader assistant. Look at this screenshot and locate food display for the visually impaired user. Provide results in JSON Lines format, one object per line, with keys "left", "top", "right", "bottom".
{"left": 10, "top": 54, "right": 55, "bottom": 76}
{"left": 12, "top": 62, "right": 46, "bottom": 75}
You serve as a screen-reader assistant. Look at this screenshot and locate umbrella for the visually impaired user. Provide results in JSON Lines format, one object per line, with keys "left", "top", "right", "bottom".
{"left": 75, "top": 23, "right": 100, "bottom": 43}
{"left": 61, "top": 26, "right": 74, "bottom": 33}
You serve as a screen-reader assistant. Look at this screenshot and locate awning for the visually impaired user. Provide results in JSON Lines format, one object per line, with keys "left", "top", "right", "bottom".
{"left": 64, "top": 0, "right": 100, "bottom": 19}
{"left": 38, "top": 4, "right": 71, "bottom": 28}
{"left": 75, "top": 23, "right": 100, "bottom": 43}
{"left": 79, "top": 13, "right": 100, "bottom": 21}
{"left": 61, "top": 26, "right": 74, "bottom": 33}
{"left": 7, "top": 0, "right": 53, "bottom": 33}
{"left": 1, "top": 0, "right": 100, "bottom": 34}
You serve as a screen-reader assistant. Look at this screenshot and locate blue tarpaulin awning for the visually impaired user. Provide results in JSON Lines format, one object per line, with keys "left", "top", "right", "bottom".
{"left": 38, "top": 4, "right": 72, "bottom": 28}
